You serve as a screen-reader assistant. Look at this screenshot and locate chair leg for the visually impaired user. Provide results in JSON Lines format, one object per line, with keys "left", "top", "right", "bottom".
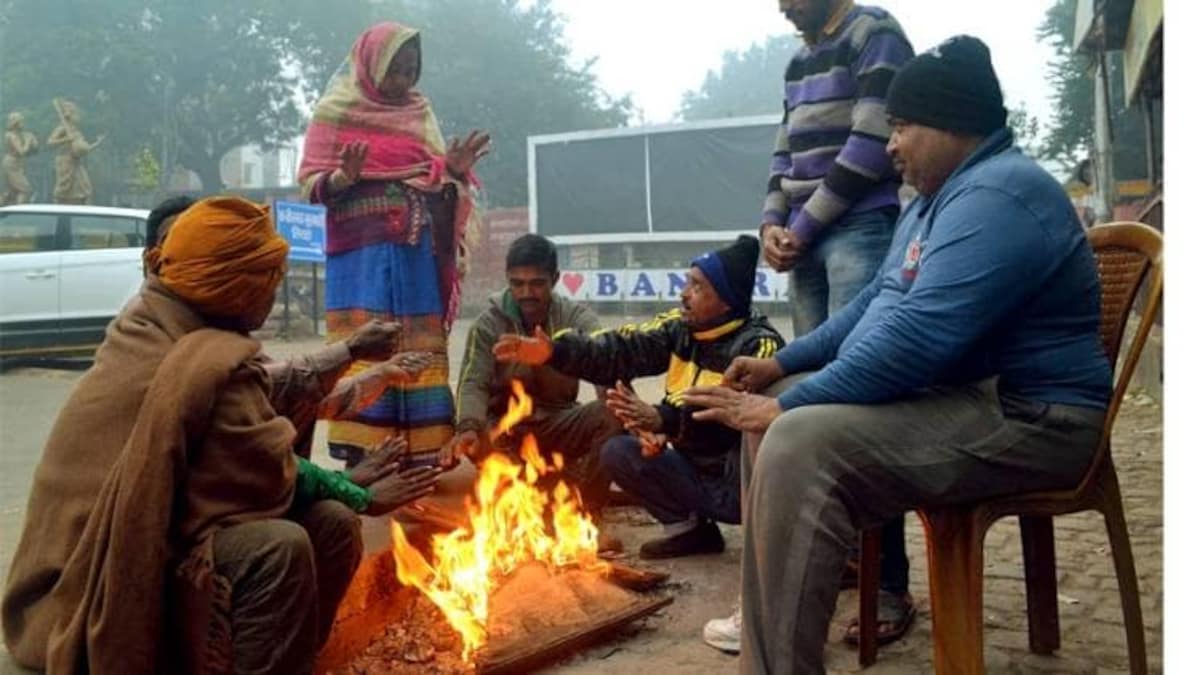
{"left": 1019, "top": 515, "right": 1061, "bottom": 654}
{"left": 921, "top": 508, "right": 987, "bottom": 675}
{"left": 1099, "top": 466, "right": 1149, "bottom": 675}
{"left": 858, "top": 527, "right": 882, "bottom": 667}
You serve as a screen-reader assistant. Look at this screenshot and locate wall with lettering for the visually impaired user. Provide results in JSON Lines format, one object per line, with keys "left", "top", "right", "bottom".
{"left": 554, "top": 268, "right": 791, "bottom": 303}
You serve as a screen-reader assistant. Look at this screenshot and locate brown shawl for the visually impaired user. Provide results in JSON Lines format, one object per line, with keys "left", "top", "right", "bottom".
{"left": 2, "top": 278, "right": 297, "bottom": 674}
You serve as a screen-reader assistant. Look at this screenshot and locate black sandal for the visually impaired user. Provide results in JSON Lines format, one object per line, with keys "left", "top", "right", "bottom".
{"left": 842, "top": 591, "right": 916, "bottom": 646}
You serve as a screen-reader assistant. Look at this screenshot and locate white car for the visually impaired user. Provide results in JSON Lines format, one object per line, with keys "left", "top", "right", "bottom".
{"left": 0, "top": 204, "right": 149, "bottom": 356}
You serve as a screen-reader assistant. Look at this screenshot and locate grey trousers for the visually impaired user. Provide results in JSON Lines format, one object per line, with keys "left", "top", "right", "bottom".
{"left": 212, "top": 500, "right": 364, "bottom": 675}
{"left": 739, "top": 375, "right": 1105, "bottom": 675}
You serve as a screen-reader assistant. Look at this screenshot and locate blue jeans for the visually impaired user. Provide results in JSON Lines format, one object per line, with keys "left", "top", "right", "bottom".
{"left": 600, "top": 435, "right": 740, "bottom": 526}
{"left": 788, "top": 206, "right": 898, "bottom": 336}
{"left": 788, "top": 206, "right": 908, "bottom": 595}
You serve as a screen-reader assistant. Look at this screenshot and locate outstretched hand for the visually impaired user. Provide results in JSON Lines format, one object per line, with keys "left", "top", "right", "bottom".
{"left": 346, "top": 319, "right": 400, "bottom": 360}
{"left": 348, "top": 435, "right": 409, "bottom": 487}
{"left": 722, "top": 355, "right": 784, "bottom": 393}
{"left": 682, "top": 385, "right": 782, "bottom": 434}
{"left": 492, "top": 325, "right": 553, "bottom": 365}
{"left": 338, "top": 140, "right": 370, "bottom": 183}
{"left": 605, "top": 381, "right": 661, "bottom": 434}
{"left": 364, "top": 465, "right": 441, "bottom": 516}
{"left": 446, "top": 130, "right": 491, "bottom": 177}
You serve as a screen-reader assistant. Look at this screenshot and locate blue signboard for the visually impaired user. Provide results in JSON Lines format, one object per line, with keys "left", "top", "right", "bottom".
{"left": 274, "top": 201, "right": 327, "bottom": 263}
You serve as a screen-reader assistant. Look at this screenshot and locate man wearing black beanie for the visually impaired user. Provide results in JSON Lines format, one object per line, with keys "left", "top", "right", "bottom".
{"left": 685, "top": 35, "right": 1112, "bottom": 673}
{"left": 492, "top": 236, "right": 783, "bottom": 559}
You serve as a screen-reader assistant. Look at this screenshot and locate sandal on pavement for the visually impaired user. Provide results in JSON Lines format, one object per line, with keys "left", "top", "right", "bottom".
{"left": 842, "top": 591, "right": 916, "bottom": 647}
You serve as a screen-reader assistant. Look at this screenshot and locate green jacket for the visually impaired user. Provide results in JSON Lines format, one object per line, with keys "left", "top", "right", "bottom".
{"left": 455, "top": 290, "right": 601, "bottom": 433}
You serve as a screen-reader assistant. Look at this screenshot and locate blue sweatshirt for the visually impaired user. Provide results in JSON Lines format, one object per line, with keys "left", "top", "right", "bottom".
{"left": 775, "top": 128, "right": 1112, "bottom": 411}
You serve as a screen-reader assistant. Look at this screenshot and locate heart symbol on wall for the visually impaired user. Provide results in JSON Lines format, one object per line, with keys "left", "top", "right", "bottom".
{"left": 561, "top": 272, "right": 585, "bottom": 295}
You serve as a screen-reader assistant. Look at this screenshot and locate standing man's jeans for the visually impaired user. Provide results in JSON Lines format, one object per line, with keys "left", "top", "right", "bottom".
{"left": 738, "top": 374, "right": 1104, "bottom": 674}
{"left": 785, "top": 205, "right": 908, "bottom": 596}
{"left": 788, "top": 207, "right": 897, "bottom": 336}
{"left": 601, "top": 435, "right": 741, "bottom": 526}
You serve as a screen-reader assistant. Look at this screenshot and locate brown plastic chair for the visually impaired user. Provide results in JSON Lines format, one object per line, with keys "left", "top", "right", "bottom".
{"left": 855, "top": 221, "right": 1160, "bottom": 673}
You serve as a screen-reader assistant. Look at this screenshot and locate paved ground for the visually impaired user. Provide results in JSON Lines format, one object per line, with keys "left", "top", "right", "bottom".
{"left": 0, "top": 313, "right": 1163, "bottom": 673}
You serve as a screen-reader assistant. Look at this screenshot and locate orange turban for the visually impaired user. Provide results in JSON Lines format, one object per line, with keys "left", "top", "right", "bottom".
{"left": 157, "top": 196, "right": 289, "bottom": 320}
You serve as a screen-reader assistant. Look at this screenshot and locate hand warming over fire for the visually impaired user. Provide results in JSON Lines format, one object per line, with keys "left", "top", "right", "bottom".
{"left": 492, "top": 325, "right": 553, "bottom": 365}
{"left": 348, "top": 435, "right": 409, "bottom": 486}
{"left": 683, "top": 385, "right": 782, "bottom": 433}
{"left": 316, "top": 351, "right": 433, "bottom": 420}
{"left": 605, "top": 381, "right": 661, "bottom": 433}
{"left": 364, "top": 465, "right": 441, "bottom": 516}
{"left": 440, "top": 429, "right": 484, "bottom": 468}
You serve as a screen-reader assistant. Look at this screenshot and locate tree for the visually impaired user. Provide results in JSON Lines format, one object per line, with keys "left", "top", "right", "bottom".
{"left": 677, "top": 34, "right": 798, "bottom": 122}
{"left": 1036, "top": 0, "right": 1094, "bottom": 169}
{"left": 1, "top": 0, "right": 372, "bottom": 201}
{"left": 1036, "top": 0, "right": 1147, "bottom": 180}
{"left": 374, "top": 0, "right": 632, "bottom": 207}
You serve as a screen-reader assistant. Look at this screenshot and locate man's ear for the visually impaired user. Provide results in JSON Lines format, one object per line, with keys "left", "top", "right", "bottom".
{"left": 552, "top": 271, "right": 561, "bottom": 286}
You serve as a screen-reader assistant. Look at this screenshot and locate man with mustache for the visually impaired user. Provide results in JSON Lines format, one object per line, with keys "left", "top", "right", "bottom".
{"left": 492, "top": 236, "right": 784, "bottom": 561}
{"left": 446, "top": 233, "right": 624, "bottom": 523}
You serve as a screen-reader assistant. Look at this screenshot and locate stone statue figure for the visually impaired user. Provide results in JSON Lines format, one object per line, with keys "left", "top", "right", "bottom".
{"left": 2, "top": 112, "right": 39, "bottom": 205}
{"left": 47, "top": 99, "right": 104, "bottom": 205}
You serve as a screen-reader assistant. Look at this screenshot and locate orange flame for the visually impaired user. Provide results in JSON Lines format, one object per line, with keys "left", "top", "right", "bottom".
{"left": 391, "top": 381, "right": 607, "bottom": 661}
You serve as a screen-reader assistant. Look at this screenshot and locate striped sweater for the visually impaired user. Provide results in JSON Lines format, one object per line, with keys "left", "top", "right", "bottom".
{"left": 763, "top": 5, "right": 914, "bottom": 245}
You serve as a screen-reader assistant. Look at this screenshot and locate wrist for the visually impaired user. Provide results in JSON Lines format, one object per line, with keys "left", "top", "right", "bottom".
{"left": 456, "top": 419, "right": 484, "bottom": 434}
{"left": 759, "top": 222, "right": 781, "bottom": 238}
{"left": 330, "top": 169, "right": 353, "bottom": 192}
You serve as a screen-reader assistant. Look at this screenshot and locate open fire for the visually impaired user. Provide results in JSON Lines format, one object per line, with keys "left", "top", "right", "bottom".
{"left": 390, "top": 381, "right": 609, "bottom": 661}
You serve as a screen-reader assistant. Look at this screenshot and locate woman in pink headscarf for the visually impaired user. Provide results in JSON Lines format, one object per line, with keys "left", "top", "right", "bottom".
{"left": 299, "top": 22, "right": 490, "bottom": 468}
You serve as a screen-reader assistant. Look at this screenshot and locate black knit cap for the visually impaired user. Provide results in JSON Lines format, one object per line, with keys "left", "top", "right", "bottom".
{"left": 691, "top": 235, "right": 760, "bottom": 317}
{"left": 885, "top": 35, "right": 1008, "bottom": 136}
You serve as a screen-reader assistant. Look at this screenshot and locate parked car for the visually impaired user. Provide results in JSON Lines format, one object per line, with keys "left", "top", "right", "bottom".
{"left": 0, "top": 204, "right": 148, "bottom": 356}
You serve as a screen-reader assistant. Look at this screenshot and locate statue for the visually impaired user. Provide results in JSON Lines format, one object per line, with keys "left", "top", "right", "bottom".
{"left": 2, "top": 112, "right": 39, "bottom": 205}
{"left": 47, "top": 99, "right": 104, "bottom": 205}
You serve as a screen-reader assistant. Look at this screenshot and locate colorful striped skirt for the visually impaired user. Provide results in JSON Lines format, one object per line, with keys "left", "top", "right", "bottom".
{"left": 325, "top": 226, "right": 453, "bottom": 466}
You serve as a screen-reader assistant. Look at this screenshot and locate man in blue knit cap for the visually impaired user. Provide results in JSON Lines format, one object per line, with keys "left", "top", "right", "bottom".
{"left": 493, "top": 235, "right": 784, "bottom": 559}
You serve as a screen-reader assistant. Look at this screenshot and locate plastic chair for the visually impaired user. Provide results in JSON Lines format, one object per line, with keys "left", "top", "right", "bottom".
{"left": 855, "top": 221, "right": 1159, "bottom": 673}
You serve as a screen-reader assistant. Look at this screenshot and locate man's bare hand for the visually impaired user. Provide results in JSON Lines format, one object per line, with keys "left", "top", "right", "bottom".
{"left": 374, "top": 351, "right": 432, "bottom": 383}
{"left": 637, "top": 431, "right": 668, "bottom": 458}
{"left": 348, "top": 435, "right": 408, "bottom": 487}
{"left": 346, "top": 319, "right": 400, "bottom": 360}
{"left": 761, "top": 223, "right": 802, "bottom": 272}
{"left": 364, "top": 466, "right": 441, "bottom": 516}
{"left": 439, "top": 429, "right": 483, "bottom": 468}
{"left": 682, "top": 385, "right": 782, "bottom": 433}
{"left": 492, "top": 325, "right": 553, "bottom": 365}
{"left": 605, "top": 381, "right": 661, "bottom": 433}
{"left": 723, "top": 356, "right": 785, "bottom": 393}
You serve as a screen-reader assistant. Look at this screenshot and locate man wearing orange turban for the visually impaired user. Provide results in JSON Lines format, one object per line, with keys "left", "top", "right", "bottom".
{"left": 3, "top": 196, "right": 440, "bottom": 674}
{"left": 155, "top": 196, "right": 290, "bottom": 330}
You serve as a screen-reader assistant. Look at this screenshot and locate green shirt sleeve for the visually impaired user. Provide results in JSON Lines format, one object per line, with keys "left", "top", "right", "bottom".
{"left": 294, "top": 457, "right": 372, "bottom": 513}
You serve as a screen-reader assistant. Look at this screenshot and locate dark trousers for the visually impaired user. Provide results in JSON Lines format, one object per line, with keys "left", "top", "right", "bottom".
{"left": 211, "top": 500, "right": 363, "bottom": 675}
{"left": 600, "top": 434, "right": 741, "bottom": 526}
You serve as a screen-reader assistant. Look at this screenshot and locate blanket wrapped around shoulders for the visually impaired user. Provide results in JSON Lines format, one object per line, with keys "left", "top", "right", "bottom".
{"left": 2, "top": 280, "right": 298, "bottom": 674}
